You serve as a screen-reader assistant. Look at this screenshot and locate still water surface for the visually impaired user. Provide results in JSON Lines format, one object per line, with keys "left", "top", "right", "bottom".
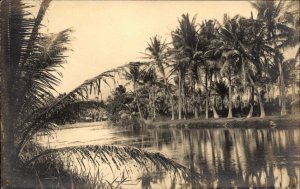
{"left": 39, "top": 123, "right": 300, "bottom": 188}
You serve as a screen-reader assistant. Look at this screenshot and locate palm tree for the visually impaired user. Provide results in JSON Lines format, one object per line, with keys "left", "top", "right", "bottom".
{"left": 198, "top": 19, "right": 221, "bottom": 119}
{"left": 1, "top": 0, "right": 71, "bottom": 184}
{"left": 171, "top": 14, "right": 198, "bottom": 120}
{"left": 250, "top": 0, "right": 298, "bottom": 115}
{"left": 144, "top": 35, "right": 175, "bottom": 120}
{"left": 140, "top": 67, "right": 159, "bottom": 120}
{"left": 219, "top": 14, "right": 268, "bottom": 118}
{"left": 221, "top": 50, "right": 241, "bottom": 118}
{"left": 123, "top": 62, "right": 145, "bottom": 119}
{"left": 283, "top": 0, "right": 300, "bottom": 59}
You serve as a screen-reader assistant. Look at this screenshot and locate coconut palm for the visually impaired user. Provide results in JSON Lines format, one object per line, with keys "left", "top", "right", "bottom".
{"left": 218, "top": 14, "right": 268, "bottom": 118}
{"left": 198, "top": 19, "right": 222, "bottom": 119}
{"left": 283, "top": 0, "right": 300, "bottom": 59}
{"left": 144, "top": 35, "right": 175, "bottom": 120}
{"left": 220, "top": 50, "right": 241, "bottom": 118}
{"left": 250, "top": 0, "right": 298, "bottom": 115}
{"left": 123, "top": 62, "right": 145, "bottom": 119}
{"left": 140, "top": 67, "right": 159, "bottom": 120}
{"left": 171, "top": 14, "right": 199, "bottom": 120}
{"left": 1, "top": 0, "right": 71, "bottom": 184}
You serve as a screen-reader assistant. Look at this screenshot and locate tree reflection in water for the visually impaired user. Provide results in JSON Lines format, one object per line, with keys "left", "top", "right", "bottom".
{"left": 40, "top": 125, "right": 299, "bottom": 188}
{"left": 120, "top": 127, "right": 299, "bottom": 188}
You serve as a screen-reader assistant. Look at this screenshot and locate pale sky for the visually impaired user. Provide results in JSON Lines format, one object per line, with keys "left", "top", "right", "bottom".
{"left": 41, "top": 1, "right": 297, "bottom": 94}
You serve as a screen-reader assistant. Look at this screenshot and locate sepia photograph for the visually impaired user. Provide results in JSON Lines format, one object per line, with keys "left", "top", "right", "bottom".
{"left": 1, "top": 0, "right": 299, "bottom": 188}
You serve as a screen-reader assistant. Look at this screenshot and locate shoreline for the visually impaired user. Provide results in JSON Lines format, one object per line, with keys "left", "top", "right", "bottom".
{"left": 141, "top": 115, "right": 300, "bottom": 129}
{"left": 56, "top": 121, "right": 108, "bottom": 130}
{"left": 55, "top": 115, "right": 300, "bottom": 131}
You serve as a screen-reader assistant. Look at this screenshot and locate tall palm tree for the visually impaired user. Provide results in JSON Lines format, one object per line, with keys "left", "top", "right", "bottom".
{"left": 171, "top": 14, "right": 199, "bottom": 120}
{"left": 144, "top": 35, "right": 175, "bottom": 120}
{"left": 198, "top": 19, "right": 221, "bottom": 119}
{"left": 250, "top": 0, "right": 298, "bottom": 115}
{"left": 219, "top": 14, "right": 268, "bottom": 118}
{"left": 1, "top": 0, "right": 71, "bottom": 184}
{"left": 221, "top": 50, "right": 241, "bottom": 118}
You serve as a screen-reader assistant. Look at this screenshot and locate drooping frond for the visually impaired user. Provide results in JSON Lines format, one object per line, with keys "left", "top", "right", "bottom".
{"left": 23, "top": 145, "right": 201, "bottom": 184}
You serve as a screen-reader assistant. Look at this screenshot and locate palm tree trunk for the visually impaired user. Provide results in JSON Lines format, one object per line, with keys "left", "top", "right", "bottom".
{"left": 247, "top": 86, "right": 254, "bottom": 118}
{"left": 170, "top": 97, "right": 175, "bottom": 120}
{"left": 193, "top": 94, "right": 198, "bottom": 119}
{"left": 211, "top": 73, "right": 219, "bottom": 119}
{"left": 182, "top": 81, "right": 187, "bottom": 120}
{"left": 148, "top": 88, "right": 151, "bottom": 120}
{"left": 247, "top": 72, "right": 266, "bottom": 118}
{"left": 211, "top": 100, "right": 219, "bottom": 119}
{"left": 153, "top": 88, "right": 156, "bottom": 120}
{"left": 205, "top": 70, "right": 209, "bottom": 119}
{"left": 191, "top": 80, "right": 198, "bottom": 119}
{"left": 227, "top": 74, "right": 233, "bottom": 118}
{"left": 266, "top": 84, "right": 270, "bottom": 102}
{"left": 221, "top": 98, "right": 224, "bottom": 110}
{"left": 134, "top": 83, "right": 143, "bottom": 120}
{"left": 178, "top": 71, "right": 182, "bottom": 120}
{"left": 1, "top": 1, "right": 17, "bottom": 185}
{"left": 163, "top": 77, "right": 175, "bottom": 120}
{"left": 278, "top": 61, "right": 287, "bottom": 115}
{"left": 292, "top": 82, "right": 295, "bottom": 101}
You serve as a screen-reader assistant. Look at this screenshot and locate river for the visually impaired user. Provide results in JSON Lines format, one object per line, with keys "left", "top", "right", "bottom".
{"left": 39, "top": 122, "right": 300, "bottom": 188}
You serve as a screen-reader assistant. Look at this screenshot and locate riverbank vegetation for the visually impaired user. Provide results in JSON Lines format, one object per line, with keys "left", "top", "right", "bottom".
{"left": 1, "top": 0, "right": 299, "bottom": 188}
{"left": 101, "top": 0, "right": 300, "bottom": 123}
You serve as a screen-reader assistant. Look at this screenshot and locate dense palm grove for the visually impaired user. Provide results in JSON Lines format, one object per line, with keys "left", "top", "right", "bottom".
{"left": 105, "top": 1, "right": 299, "bottom": 122}
{"left": 1, "top": 0, "right": 299, "bottom": 188}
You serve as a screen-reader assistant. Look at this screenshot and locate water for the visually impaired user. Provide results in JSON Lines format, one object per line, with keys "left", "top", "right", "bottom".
{"left": 39, "top": 123, "right": 300, "bottom": 188}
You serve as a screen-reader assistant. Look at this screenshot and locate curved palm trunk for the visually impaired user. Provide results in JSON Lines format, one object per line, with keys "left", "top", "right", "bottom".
{"left": 227, "top": 74, "right": 233, "bottom": 118}
{"left": 278, "top": 62, "right": 287, "bottom": 115}
{"left": 247, "top": 72, "right": 265, "bottom": 118}
{"left": 272, "top": 35, "right": 287, "bottom": 116}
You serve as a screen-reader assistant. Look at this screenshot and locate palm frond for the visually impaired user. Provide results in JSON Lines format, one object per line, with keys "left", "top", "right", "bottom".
{"left": 24, "top": 145, "right": 200, "bottom": 182}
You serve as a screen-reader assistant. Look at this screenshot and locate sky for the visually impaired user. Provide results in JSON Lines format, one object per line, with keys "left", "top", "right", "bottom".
{"left": 41, "top": 0, "right": 297, "bottom": 94}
